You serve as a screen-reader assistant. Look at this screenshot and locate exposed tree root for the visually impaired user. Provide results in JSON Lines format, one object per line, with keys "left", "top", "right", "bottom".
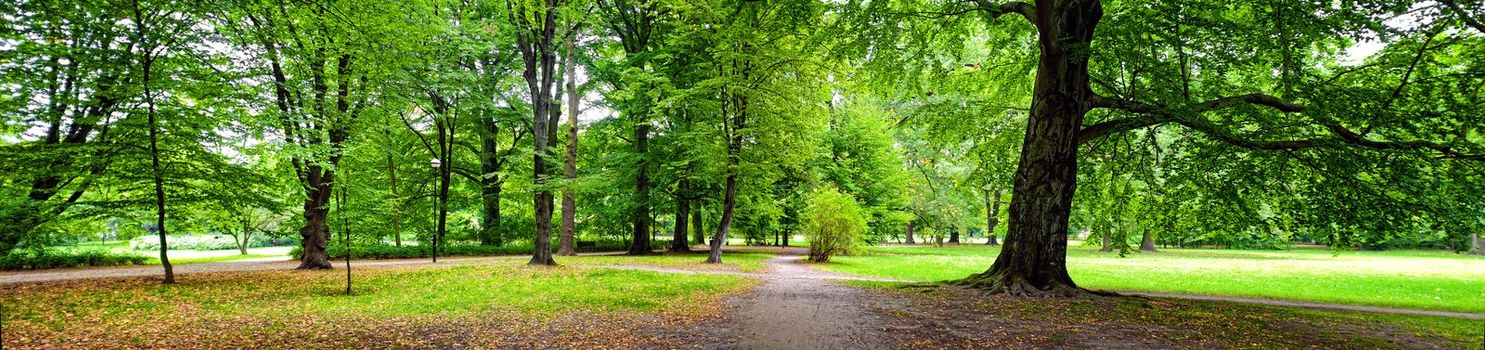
{"left": 948, "top": 271, "right": 1112, "bottom": 298}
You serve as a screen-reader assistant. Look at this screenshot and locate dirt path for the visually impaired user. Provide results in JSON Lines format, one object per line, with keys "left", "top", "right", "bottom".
{"left": 724, "top": 253, "right": 891, "bottom": 350}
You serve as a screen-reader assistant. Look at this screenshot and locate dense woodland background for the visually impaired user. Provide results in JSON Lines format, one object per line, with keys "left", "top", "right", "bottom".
{"left": 2, "top": 0, "right": 1483, "bottom": 276}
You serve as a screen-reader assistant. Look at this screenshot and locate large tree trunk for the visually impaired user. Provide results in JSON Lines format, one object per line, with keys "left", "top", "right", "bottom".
{"left": 986, "top": 189, "right": 1002, "bottom": 246}
{"left": 670, "top": 180, "right": 691, "bottom": 253}
{"left": 559, "top": 36, "right": 579, "bottom": 256}
{"left": 949, "top": 227, "right": 961, "bottom": 244}
{"left": 1469, "top": 233, "right": 1482, "bottom": 255}
{"left": 1139, "top": 230, "right": 1158, "bottom": 252}
{"left": 954, "top": 0, "right": 1101, "bottom": 296}
{"left": 298, "top": 171, "right": 335, "bottom": 270}
{"left": 629, "top": 123, "right": 652, "bottom": 255}
{"left": 1100, "top": 230, "right": 1114, "bottom": 252}
{"left": 705, "top": 173, "right": 738, "bottom": 264}
{"left": 906, "top": 221, "right": 916, "bottom": 244}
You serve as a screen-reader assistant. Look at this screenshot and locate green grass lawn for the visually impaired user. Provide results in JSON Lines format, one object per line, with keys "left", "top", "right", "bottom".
{"left": 561, "top": 252, "right": 772, "bottom": 272}
{"left": 3, "top": 264, "right": 755, "bottom": 348}
{"left": 819, "top": 243, "right": 1485, "bottom": 314}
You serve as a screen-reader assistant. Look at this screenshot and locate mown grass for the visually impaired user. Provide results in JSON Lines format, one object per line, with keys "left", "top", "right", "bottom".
{"left": 561, "top": 252, "right": 772, "bottom": 272}
{"left": 820, "top": 244, "right": 1485, "bottom": 314}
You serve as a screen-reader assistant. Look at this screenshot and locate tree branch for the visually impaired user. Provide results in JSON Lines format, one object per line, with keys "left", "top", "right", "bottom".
{"left": 973, "top": 0, "right": 1035, "bottom": 22}
{"left": 1081, "top": 95, "right": 1484, "bottom": 161}
{"left": 1440, "top": 0, "right": 1485, "bottom": 34}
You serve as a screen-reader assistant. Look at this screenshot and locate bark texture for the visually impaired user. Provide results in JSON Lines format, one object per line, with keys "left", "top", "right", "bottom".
{"left": 954, "top": 0, "right": 1101, "bottom": 296}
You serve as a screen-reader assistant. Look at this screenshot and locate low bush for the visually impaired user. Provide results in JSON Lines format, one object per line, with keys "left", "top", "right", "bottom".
{"left": 0, "top": 248, "right": 149, "bottom": 270}
{"left": 802, "top": 187, "right": 868, "bottom": 262}
{"left": 129, "top": 234, "right": 299, "bottom": 251}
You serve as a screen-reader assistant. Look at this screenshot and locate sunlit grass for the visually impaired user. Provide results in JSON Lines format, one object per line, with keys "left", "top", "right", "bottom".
{"left": 820, "top": 244, "right": 1485, "bottom": 313}
{"left": 561, "top": 252, "right": 772, "bottom": 272}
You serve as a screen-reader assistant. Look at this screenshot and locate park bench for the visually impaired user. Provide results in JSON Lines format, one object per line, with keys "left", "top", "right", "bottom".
{"left": 576, "top": 241, "right": 597, "bottom": 253}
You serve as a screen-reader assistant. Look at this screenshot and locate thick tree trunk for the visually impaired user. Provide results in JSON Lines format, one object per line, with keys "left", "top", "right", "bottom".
{"left": 670, "top": 180, "right": 691, "bottom": 253}
{"left": 629, "top": 123, "right": 652, "bottom": 255}
{"left": 705, "top": 174, "right": 738, "bottom": 263}
{"left": 1100, "top": 231, "right": 1114, "bottom": 252}
{"left": 1469, "top": 233, "right": 1482, "bottom": 255}
{"left": 298, "top": 171, "right": 335, "bottom": 270}
{"left": 954, "top": 0, "right": 1101, "bottom": 296}
{"left": 480, "top": 119, "right": 503, "bottom": 246}
{"left": 949, "top": 227, "right": 961, "bottom": 244}
{"left": 906, "top": 221, "right": 916, "bottom": 244}
{"left": 986, "top": 189, "right": 1002, "bottom": 245}
{"left": 1139, "top": 230, "right": 1158, "bottom": 252}
{"left": 559, "top": 38, "right": 579, "bottom": 256}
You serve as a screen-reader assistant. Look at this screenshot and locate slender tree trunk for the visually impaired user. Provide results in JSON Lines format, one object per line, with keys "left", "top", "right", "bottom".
{"left": 518, "top": 1, "right": 559, "bottom": 266}
{"left": 955, "top": 0, "right": 1101, "bottom": 296}
{"left": 1139, "top": 230, "right": 1158, "bottom": 252}
{"left": 906, "top": 221, "right": 916, "bottom": 244}
{"left": 629, "top": 123, "right": 652, "bottom": 255}
{"left": 986, "top": 189, "right": 1002, "bottom": 245}
{"left": 670, "top": 180, "right": 691, "bottom": 252}
{"left": 435, "top": 116, "right": 452, "bottom": 260}
{"left": 387, "top": 151, "right": 402, "bottom": 246}
{"left": 705, "top": 173, "right": 737, "bottom": 263}
{"left": 558, "top": 36, "right": 579, "bottom": 256}
{"left": 141, "top": 53, "right": 173, "bottom": 284}
{"left": 238, "top": 223, "right": 251, "bottom": 255}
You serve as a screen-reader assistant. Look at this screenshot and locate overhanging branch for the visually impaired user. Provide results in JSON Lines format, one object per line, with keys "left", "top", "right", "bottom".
{"left": 973, "top": 0, "right": 1035, "bottom": 22}
{"left": 1080, "top": 94, "right": 1484, "bottom": 161}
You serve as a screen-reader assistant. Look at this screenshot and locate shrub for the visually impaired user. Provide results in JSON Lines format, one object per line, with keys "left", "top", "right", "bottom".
{"left": 0, "top": 248, "right": 149, "bottom": 270}
{"left": 129, "top": 234, "right": 299, "bottom": 251}
{"left": 802, "top": 187, "right": 869, "bottom": 262}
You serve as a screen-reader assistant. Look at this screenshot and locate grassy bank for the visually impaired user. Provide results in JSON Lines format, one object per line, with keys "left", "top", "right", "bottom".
{"left": 819, "top": 244, "right": 1485, "bottom": 314}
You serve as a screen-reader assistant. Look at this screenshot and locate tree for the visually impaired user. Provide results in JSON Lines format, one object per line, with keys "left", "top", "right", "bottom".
{"left": 509, "top": 0, "right": 569, "bottom": 266}
{"left": 844, "top": 0, "right": 1485, "bottom": 295}
{"left": 223, "top": 0, "right": 400, "bottom": 269}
